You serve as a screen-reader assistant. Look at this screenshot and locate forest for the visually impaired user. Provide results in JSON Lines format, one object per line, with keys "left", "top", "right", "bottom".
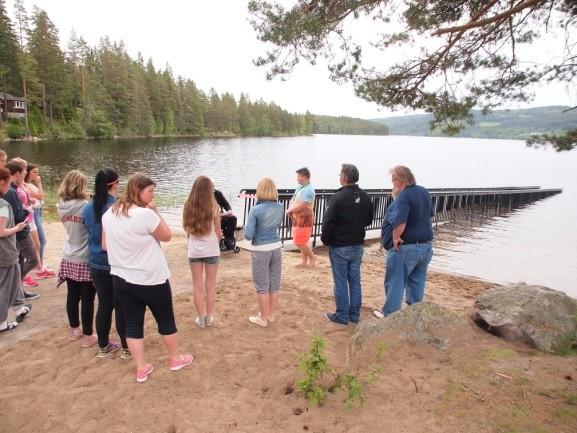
{"left": 0, "top": 2, "right": 318, "bottom": 140}
{"left": 373, "top": 106, "right": 577, "bottom": 140}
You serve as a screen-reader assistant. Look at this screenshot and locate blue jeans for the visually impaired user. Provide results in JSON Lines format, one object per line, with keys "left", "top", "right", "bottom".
{"left": 34, "top": 208, "right": 46, "bottom": 264}
{"left": 328, "top": 245, "right": 364, "bottom": 324}
{"left": 383, "top": 243, "right": 433, "bottom": 315}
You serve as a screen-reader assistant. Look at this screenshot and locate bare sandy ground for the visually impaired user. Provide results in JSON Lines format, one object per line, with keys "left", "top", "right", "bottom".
{"left": 0, "top": 223, "right": 575, "bottom": 433}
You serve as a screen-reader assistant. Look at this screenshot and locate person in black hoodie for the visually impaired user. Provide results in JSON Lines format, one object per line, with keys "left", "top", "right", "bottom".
{"left": 214, "top": 189, "right": 238, "bottom": 251}
{"left": 4, "top": 160, "right": 38, "bottom": 300}
{"left": 321, "top": 164, "right": 373, "bottom": 325}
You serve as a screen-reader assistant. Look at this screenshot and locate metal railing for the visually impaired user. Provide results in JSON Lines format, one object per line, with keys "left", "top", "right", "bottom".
{"left": 239, "top": 186, "right": 563, "bottom": 246}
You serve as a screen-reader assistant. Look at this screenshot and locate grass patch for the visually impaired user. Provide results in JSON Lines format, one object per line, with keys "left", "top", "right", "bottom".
{"left": 553, "top": 406, "right": 577, "bottom": 421}
{"left": 565, "top": 393, "right": 577, "bottom": 406}
{"left": 496, "top": 404, "right": 549, "bottom": 433}
{"left": 442, "top": 379, "right": 465, "bottom": 403}
{"left": 485, "top": 348, "right": 518, "bottom": 361}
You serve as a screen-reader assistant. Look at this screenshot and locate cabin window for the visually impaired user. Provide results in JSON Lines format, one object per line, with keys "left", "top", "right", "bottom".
{"left": 14, "top": 101, "right": 26, "bottom": 109}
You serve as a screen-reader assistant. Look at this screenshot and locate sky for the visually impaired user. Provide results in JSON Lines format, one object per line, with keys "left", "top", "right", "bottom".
{"left": 6, "top": 0, "right": 576, "bottom": 119}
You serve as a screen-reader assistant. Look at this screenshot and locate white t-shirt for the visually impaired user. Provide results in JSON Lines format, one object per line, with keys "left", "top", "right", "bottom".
{"left": 102, "top": 206, "right": 170, "bottom": 285}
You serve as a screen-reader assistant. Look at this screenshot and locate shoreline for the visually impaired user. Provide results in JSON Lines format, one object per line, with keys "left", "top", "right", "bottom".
{"left": 1, "top": 132, "right": 316, "bottom": 143}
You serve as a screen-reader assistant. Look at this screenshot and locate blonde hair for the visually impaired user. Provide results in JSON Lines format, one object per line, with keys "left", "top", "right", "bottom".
{"left": 390, "top": 165, "right": 416, "bottom": 186}
{"left": 10, "top": 157, "right": 27, "bottom": 168}
{"left": 111, "top": 172, "right": 155, "bottom": 217}
{"left": 256, "top": 178, "right": 278, "bottom": 201}
{"left": 58, "top": 170, "right": 88, "bottom": 201}
{"left": 182, "top": 176, "right": 217, "bottom": 236}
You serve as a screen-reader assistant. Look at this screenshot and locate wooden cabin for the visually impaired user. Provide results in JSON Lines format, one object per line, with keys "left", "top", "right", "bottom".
{"left": 0, "top": 93, "right": 27, "bottom": 119}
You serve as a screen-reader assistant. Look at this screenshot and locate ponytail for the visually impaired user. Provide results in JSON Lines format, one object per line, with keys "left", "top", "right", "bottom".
{"left": 93, "top": 169, "right": 119, "bottom": 223}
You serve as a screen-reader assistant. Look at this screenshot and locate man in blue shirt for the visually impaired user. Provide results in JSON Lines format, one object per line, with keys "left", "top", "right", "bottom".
{"left": 375, "top": 166, "right": 433, "bottom": 318}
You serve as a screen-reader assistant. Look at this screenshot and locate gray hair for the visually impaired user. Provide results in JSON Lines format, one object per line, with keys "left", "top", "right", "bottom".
{"left": 341, "top": 164, "right": 359, "bottom": 184}
{"left": 390, "top": 165, "right": 416, "bottom": 186}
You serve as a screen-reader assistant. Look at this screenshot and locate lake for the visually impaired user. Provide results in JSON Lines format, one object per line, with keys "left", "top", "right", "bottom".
{"left": 3, "top": 134, "right": 576, "bottom": 297}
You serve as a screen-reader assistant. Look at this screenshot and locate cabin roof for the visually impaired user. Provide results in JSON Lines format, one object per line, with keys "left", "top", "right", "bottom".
{"left": 0, "top": 93, "right": 26, "bottom": 102}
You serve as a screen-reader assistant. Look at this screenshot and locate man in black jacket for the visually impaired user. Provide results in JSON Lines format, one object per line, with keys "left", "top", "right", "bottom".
{"left": 321, "top": 164, "right": 373, "bottom": 324}
{"left": 214, "top": 189, "right": 237, "bottom": 251}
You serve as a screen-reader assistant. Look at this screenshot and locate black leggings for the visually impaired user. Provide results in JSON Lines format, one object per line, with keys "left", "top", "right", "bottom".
{"left": 66, "top": 279, "right": 96, "bottom": 336}
{"left": 112, "top": 276, "right": 177, "bottom": 339}
{"left": 91, "top": 268, "right": 127, "bottom": 349}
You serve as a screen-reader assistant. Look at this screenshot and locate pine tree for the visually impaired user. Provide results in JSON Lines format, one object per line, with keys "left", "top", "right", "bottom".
{"left": 0, "top": 0, "right": 21, "bottom": 123}
{"left": 28, "top": 7, "right": 71, "bottom": 122}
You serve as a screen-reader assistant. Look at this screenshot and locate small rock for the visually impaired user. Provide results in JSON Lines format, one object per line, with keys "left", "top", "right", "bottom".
{"left": 293, "top": 407, "right": 303, "bottom": 416}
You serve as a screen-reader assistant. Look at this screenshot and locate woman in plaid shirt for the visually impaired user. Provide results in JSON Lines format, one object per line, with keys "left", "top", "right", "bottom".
{"left": 56, "top": 170, "right": 97, "bottom": 348}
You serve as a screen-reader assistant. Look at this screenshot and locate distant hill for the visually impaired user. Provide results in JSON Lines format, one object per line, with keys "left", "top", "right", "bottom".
{"left": 313, "top": 115, "right": 389, "bottom": 136}
{"left": 372, "top": 106, "right": 577, "bottom": 139}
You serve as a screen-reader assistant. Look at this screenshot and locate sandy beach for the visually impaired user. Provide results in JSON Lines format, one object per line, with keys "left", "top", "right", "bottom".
{"left": 0, "top": 222, "right": 575, "bottom": 433}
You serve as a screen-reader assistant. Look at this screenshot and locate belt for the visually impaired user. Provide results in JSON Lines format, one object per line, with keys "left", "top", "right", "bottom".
{"left": 402, "top": 240, "right": 432, "bottom": 245}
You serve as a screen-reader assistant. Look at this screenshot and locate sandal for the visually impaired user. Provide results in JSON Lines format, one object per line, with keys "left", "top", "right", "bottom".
{"left": 249, "top": 315, "right": 268, "bottom": 328}
{"left": 15, "top": 304, "right": 32, "bottom": 323}
{"left": 0, "top": 321, "right": 18, "bottom": 333}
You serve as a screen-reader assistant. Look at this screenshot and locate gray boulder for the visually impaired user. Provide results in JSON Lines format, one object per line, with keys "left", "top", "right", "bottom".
{"left": 473, "top": 283, "right": 577, "bottom": 353}
{"left": 348, "top": 302, "right": 468, "bottom": 360}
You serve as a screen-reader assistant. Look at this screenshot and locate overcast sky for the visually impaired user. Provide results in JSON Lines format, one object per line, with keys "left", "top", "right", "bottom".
{"left": 7, "top": 0, "right": 576, "bottom": 119}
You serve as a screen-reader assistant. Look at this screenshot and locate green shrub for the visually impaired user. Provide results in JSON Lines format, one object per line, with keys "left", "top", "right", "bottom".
{"left": 298, "top": 336, "right": 330, "bottom": 406}
{"left": 6, "top": 121, "right": 25, "bottom": 139}
{"left": 86, "top": 110, "right": 116, "bottom": 139}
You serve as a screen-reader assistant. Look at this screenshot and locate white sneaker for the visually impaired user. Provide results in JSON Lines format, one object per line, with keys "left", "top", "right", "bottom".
{"left": 372, "top": 310, "right": 385, "bottom": 319}
{"left": 205, "top": 315, "right": 214, "bottom": 327}
{"left": 195, "top": 316, "right": 206, "bottom": 328}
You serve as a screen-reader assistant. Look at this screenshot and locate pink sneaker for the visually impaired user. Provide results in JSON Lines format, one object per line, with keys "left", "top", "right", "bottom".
{"left": 169, "top": 353, "right": 194, "bottom": 371}
{"left": 35, "top": 268, "right": 56, "bottom": 279}
{"left": 23, "top": 275, "right": 39, "bottom": 287}
{"left": 136, "top": 364, "right": 154, "bottom": 383}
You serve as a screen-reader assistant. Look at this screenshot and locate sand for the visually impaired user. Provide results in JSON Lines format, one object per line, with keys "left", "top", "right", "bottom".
{"left": 0, "top": 223, "right": 575, "bottom": 433}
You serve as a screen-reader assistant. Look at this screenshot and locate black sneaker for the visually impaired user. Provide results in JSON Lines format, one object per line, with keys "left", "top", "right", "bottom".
{"left": 24, "top": 291, "right": 40, "bottom": 300}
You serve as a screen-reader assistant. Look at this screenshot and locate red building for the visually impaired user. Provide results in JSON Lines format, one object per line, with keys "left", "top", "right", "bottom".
{"left": 0, "top": 93, "right": 27, "bottom": 119}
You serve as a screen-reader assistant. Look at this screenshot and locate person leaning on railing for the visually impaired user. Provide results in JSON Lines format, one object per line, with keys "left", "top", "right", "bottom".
{"left": 374, "top": 165, "right": 434, "bottom": 319}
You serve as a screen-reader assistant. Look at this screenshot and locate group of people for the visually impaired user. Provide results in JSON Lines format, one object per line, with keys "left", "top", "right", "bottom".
{"left": 1, "top": 147, "right": 434, "bottom": 383}
{"left": 1, "top": 149, "right": 55, "bottom": 336}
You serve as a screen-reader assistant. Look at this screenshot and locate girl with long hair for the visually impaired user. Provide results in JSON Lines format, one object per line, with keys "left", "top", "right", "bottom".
{"left": 25, "top": 163, "right": 56, "bottom": 280}
{"left": 83, "top": 169, "right": 130, "bottom": 359}
{"left": 56, "top": 170, "right": 97, "bottom": 348}
{"left": 182, "top": 176, "right": 223, "bottom": 328}
{"left": 102, "top": 172, "right": 192, "bottom": 383}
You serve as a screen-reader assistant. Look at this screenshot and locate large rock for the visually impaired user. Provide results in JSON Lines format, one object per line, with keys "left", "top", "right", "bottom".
{"left": 473, "top": 283, "right": 577, "bottom": 353}
{"left": 348, "top": 302, "right": 468, "bottom": 360}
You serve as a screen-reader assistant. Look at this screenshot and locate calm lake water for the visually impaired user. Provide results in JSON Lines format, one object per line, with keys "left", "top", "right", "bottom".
{"left": 4, "top": 134, "right": 576, "bottom": 297}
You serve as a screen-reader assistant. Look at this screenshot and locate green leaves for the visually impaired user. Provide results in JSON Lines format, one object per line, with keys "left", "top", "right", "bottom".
{"left": 249, "top": 0, "right": 577, "bottom": 150}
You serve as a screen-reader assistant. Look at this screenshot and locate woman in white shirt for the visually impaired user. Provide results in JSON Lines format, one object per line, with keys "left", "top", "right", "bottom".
{"left": 102, "top": 172, "right": 192, "bottom": 383}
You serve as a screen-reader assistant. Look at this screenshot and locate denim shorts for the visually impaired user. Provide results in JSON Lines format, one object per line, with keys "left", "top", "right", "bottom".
{"left": 188, "top": 256, "right": 220, "bottom": 265}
